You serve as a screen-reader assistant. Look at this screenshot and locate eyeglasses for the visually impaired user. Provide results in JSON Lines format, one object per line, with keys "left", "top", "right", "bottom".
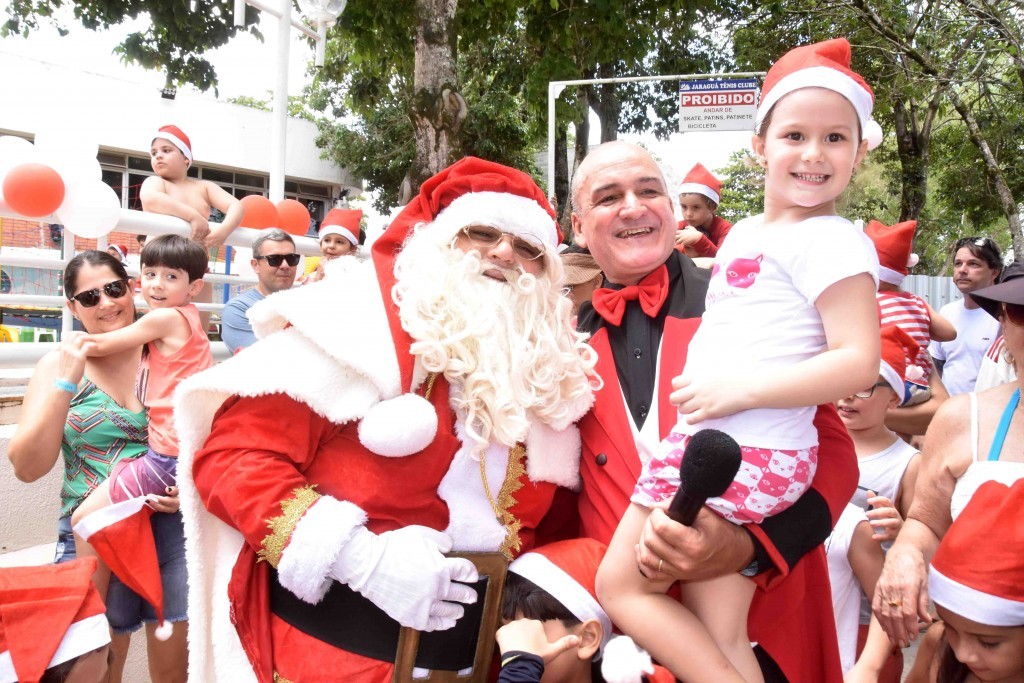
{"left": 955, "top": 236, "right": 999, "bottom": 252}
{"left": 254, "top": 253, "right": 301, "bottom": 267}
{"left": 853, "top": 382, "right": 890, "bottom": 400}
{"left": 459, "top": 225, "right": 545, "bottom": 261}
{"left": 69, "top": 279, "right": 130, "bottom": 308}
{"left": 1002, "top": 303, "right": 1024, "bottom": 326}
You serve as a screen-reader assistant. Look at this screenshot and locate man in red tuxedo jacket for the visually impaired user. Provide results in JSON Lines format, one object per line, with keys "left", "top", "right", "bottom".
{"left": 567, "top": 141, "right": 858, "bottom": 683}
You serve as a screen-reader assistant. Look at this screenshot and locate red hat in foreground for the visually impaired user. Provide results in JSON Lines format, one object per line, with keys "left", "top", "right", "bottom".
{"left": 73, "top": 497, "right": 173, "bottom": 640}
{"left": 152, "top": 125, "right": 193, "bottom": 163}
{"left": 866, "top": 219, "right": 918, "bottom": 285}
{"left": 756, "top": 38, "right": 882, "bottom": 149}
{"left": 360, "top": 157, "right": 557, "bottom": 457}
{"left": 930, "top": 479, "right": 1024, "bottom": 626}
{"left": 319, "top": 208, "right": 362, "bottom": 246}
{"left": 0, "top": 558, "right": 110, "bottom": 683}
{"left": 678, "top": 163, "right": 722, "bottom": 205}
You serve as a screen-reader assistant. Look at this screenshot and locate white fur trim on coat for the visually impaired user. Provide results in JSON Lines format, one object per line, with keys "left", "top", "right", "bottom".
{"left": 525, "top": 419, "right": 582, "bottom": 490}
{"left": 277, "top": 497, "right": 367, "bottom": 604}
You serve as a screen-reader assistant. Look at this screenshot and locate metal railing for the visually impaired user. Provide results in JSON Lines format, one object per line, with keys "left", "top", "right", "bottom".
{"left": 0, "top": 201, "right": 320, "bottom": 367}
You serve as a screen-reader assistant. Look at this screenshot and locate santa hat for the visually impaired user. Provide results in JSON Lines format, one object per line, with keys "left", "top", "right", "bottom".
{"left": 678, "top": 163, "right": 722, "bottom": 205}
{"left": 509, "top": 539, "right": 612, "bottom": 653}
{"left": 72, "top": 497, "right": 173, "bottom": 640}
{"left": 319, "top": 208, "right": 361, "bottom": 246}
{"left": 152, "top": 125, "right": 193, "bottom": 163}
{"left": 756, "top": 38, "right": 883, "bottom": 150}
{"left": 361, "top": 157, "right": 557, "bottom": 457}
{"left": 929, "top": 478, "right": 1024, "bottom": 626}
{"left": 0, "top": 558, "right": 110, "bottom": 683}
{"left": 878, "top": 325, "right": 923, "bottom": 403}
{"left": 866, "top": 220, "right": 918, "bottom": 285}
{"left": 108, "top": 243, "right": 129, "bottom": 263}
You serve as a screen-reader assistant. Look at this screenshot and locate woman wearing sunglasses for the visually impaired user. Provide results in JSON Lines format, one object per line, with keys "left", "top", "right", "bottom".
{"left": 8, "top": 250, "right": 179, "bottom": 683}
{"left": 873, "top": 260, "right": 1024, "bottom": 653}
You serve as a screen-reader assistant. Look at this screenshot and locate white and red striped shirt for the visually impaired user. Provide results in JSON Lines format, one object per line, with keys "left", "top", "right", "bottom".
{"left": 877, "top": 290, "right": 932, "bottom": 382}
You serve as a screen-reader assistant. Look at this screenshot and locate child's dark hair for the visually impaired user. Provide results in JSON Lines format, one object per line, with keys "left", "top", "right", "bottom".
{"left": 141, "top": 234, "right": 208, "bottom": 282}
{"left": 63, "top": 250, "right": 129, "bottom": 299}
{"left": 501, "top": 572, "right": 580, "bottom": 628}
{"left": 937, "top": 640, "right": 970, "bottom": 683}
{"left": 40, "top": 644, "right": 112, "bottom": 683}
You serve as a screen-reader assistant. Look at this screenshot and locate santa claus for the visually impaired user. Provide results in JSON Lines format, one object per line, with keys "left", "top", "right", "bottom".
{"left": 174, "top": 158, "right": 598, "bottom": 682}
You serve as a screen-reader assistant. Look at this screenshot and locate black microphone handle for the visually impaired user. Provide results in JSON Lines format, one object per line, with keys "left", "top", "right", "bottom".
{"left": 666, "top": 490, "right": 705, "bottom": 527}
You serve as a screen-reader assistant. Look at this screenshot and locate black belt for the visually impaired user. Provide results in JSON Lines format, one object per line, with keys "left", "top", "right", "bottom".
{"left": 268, "top": 567, "right": 488, "bottom": 670}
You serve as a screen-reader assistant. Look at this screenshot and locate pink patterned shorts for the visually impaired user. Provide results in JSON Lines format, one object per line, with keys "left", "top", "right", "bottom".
{"left": 631, "top": 431, "right": 818, "bottom": 525}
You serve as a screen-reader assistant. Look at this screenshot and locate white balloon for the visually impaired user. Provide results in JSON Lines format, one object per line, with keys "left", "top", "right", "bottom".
{"left": 0, "top": 136, "right": 36, "bottom": 186}
{"left": 56, "top": 179, "right": 122, "bottom": 239}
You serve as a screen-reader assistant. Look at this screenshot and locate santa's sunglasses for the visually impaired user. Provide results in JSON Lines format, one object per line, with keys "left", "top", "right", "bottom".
{"left": 254, "top": 253, "right": 301, "bottom": 267}
{"left": 69, "top": 279, "right": 130, "bottom": 308}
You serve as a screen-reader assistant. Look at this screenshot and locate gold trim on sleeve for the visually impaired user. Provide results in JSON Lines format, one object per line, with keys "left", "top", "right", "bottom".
{"left": 273, "top": 673, "right": 293, "bottom": 683}
{"left": 258, "top": 485, "right": 321, "bottom": 568}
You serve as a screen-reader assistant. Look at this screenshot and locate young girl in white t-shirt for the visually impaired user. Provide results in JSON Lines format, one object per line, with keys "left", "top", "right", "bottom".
{"left": 598, "top": 38, "right": 882, "bottom": 682}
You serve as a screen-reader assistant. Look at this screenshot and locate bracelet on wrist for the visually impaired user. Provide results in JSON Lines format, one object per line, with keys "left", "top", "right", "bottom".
{"left": 53, "top": 378, "right": 78, "bottom": 394}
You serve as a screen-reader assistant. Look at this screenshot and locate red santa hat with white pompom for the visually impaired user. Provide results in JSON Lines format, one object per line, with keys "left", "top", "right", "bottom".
{"left": 677, "top": 163, "right": 722, "bottom": 206}
{"left": 866, "top": 219, "right": 919, "bottom": 286}
{"left": 879, "top": 324, "right": 923, "bottom": 405}
{"left": 360, "top": 157, "right": 559, "bottom": 457}
{"left": 756, "top": 38, "right": 884, "bottom": 150}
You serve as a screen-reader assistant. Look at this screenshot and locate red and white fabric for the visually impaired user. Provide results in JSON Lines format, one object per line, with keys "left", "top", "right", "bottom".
{"left": 877, "top": 291, "right": 933, "bottom": 384}
{"left": 677, "top": 163, "right": 722, "bottom": 205}
{"left": 878, "top": 324, "right": 922, "bottom": 402}
{"left": 152, "top": 125, "right": 193, "bottom": 163}
{"left": 865, "top": 220, "right": 918, "bottom": 286}
{"left": 319, "top": 208, "right": 362, "bottom": 246}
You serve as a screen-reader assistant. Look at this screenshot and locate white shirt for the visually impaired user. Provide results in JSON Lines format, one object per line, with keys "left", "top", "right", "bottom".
{"left": 827, "top": 504, "right": 871, "bottom": 675}
{"left": 679, "top": 215, "right": 878, "bottom": 449}
{"left": 929, "top": 299, "right": 1001, "bottom": 395}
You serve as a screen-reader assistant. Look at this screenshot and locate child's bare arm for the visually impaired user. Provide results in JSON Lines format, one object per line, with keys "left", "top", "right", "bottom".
{"left": 81, "top": 309, "right": 188, "bottom": 357}
{"left": 140, "top": 176, "right": 211, "bottom": 242}
{"left": 845, "top": 520, "right": 889, "bottom": 679}
{"left": 204, "top": 182, "right": 245, "bottom": 250}
{"left": 925, "top": 303, "right": 957, "bottom": 342}
{"left": 672, "top": 274, "right": 880, "bottom": 421}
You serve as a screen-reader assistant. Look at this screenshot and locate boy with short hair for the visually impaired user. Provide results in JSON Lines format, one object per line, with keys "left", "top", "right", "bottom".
{"left": 140, "top": 124, "right": 244, "bottom": 250}
{"left": 673, "top": 162, "right": 732, "bottom": 258}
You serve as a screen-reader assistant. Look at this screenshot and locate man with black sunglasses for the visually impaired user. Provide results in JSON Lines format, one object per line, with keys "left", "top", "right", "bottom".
{"left": 221, "top": 228, "right": 298, "bottom": 354}
{"left": 929, "top": 236, "right": 1002, "bottom": 395}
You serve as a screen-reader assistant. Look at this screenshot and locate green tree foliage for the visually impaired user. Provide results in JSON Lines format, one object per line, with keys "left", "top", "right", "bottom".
{"left": 3, "top": 0, "right": 263, "bottom": 93}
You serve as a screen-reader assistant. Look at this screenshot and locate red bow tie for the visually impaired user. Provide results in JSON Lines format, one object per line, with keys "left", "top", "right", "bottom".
{"left": 591, "top": 265, "right": 669, "bottom": 326}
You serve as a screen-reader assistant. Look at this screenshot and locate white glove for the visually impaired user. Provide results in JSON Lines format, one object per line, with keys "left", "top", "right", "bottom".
{"left": 330, "top": 524, "right": 479, "bottom": 631}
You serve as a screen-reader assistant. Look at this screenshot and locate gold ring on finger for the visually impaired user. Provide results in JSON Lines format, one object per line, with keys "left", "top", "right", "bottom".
{"left": 658, "top": 558, "right": 664, "bottom": 572}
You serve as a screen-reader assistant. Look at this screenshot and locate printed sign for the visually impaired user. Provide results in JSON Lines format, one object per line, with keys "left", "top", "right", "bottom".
{"left": 679, "top": 79, "right": 760, "bottom": 133}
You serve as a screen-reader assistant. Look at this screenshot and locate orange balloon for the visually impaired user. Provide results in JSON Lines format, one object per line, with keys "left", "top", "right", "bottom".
{"left": 239, "top": 194, "right": 279, "bottom": 229}
{"left": 3, "top": 163, "right": 65, "bottom": 217}
{"left": 277, "top": 199, "right": 311, "bottom": 236}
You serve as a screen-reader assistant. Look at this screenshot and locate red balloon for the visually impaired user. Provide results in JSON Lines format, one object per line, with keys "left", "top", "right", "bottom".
{"left": 276, "top": 199, "right": 311, "bottom": 236}
{"left": 239, "top": 194, "right": 279, "bottom": 229}
{"left": 3, "top": 163, "right": 65, "bottom": 217}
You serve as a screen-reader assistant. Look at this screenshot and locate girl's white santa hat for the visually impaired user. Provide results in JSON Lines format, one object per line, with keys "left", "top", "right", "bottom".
{"left": 152, "top": 125, "right": 193, "bottom": 163}
{"left": 72, "top": 497, "right": 174, "bottom": 640}
{"left": 319, "top": 208, "right": 362, "bottom": 246}
{"left": 362, "top": 157, "right": 559, "bottom": 457}
{"left": 678, "top": 163, "right": 722, "bottom": 205}
{"left": 0, "top": 558, "right": 111, "bottom": 683}
{"left": 929, "top": 478, "right": 1024, "bottom": 626}
{"left": 756, "top": 38, "right": 883, "bottom": 150}
{"left": 878, "top": 324, "right": 922, "bottom": 404}
{"left": 866, "top": 219, "right": 919, "bottom": 286}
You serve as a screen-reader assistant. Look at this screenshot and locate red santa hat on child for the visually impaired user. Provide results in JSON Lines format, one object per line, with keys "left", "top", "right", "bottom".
{"left": 929, "top": 478, "right": 1024, "bottom": 627}
{"left": 152, "top": 125, "right": 193, "bottom": 163}
{"left": 319, "top": 208, "right": 362, "bottom": 246}
{"left": 678, "top": 163, "right": 722, "bottom": 206}
{"left": 0, "top": 558, "right": 111, "bottom": 683}
{"left": 756, "top": 38, "right": 883, "bottom": 150}
{"left": 879, "top": 324, "right": 923, "bottom": 404}
{"left": 72, "top": 497, "right": 173, "bottom": 640}
{"left": 866, "top": 219, "right": 919, "bottom": 285}
{"left": 108, "top": 243, "right": 129, "bottom": 263}
{"left": 359, "top": 157, "right": 558, "bottom": 457}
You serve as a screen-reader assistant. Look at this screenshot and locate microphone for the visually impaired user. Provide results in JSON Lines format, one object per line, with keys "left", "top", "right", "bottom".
{"left": 667, "top": 429, "right": 742, "bottom": 526}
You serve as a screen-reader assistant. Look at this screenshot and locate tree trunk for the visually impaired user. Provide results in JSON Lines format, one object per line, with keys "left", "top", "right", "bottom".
{"left": 402, "top": 0, "right": 465, "bottom": 204}
{"left": 572, "top": 89, "right": 591, "bottom": 185}
{"left": 588, "top": 65, "right": 620, "bottom": 143}
{"left": 892, "top": 91, "right": 940, "bottom": 222}
{"left": 554, "top": 120, "right": 570, "bottom": 233}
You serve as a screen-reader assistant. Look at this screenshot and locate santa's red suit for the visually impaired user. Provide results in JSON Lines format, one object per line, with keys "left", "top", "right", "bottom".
{"left": 175, "top": 158, "right": 592, "bottom": 683}
{"left": 574, "top": 252, "right": 857, "bottom": 683}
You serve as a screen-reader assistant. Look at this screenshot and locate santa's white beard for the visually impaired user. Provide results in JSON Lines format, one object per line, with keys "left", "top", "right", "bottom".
{"left": 393, "top": 223, "right": 598, "bottom": 454}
